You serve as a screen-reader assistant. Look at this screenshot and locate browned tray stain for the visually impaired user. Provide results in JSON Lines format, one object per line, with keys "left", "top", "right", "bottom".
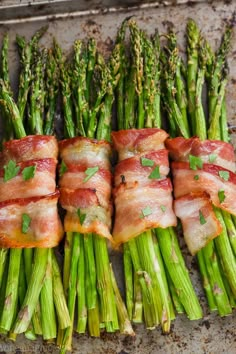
{"left": 0, "top": 1, "right": 236, "bottom": 353}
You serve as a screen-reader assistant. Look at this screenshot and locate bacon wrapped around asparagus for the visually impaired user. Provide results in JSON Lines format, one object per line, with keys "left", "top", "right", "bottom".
{"left": 0, "top": 135, "right": 63, "bottom": 249}
{"left": 59, "top": 137, "right": 113, "bottom": 241}
{"left": 166, "top": 136, "right": 236, "bottom": 254}
{"left": 112, "top": 128, "right": 177, "bottom": 244}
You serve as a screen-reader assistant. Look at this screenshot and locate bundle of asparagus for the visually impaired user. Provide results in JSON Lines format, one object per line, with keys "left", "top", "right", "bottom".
{"left": 55, "top": 37, "right": 133, "bottom": 352}
{"left": 113, "top": 19, "right": 202, "bottom": 331}
{"left": 162, "top": 18, "right": 236, "bottom": 316}
{"left": 0, "top": 30, "right": 70, "bottom": 341}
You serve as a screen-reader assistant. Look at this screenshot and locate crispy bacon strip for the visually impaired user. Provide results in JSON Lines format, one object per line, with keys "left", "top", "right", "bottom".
{"left": 172, "top": 162, "right": 236, "bottom": 216}
{"left": 166, "top": 137, "right": 236, "bottom": 172}
{"left": 60, "top": 188, "right": 112, "bottom": 240}
{"left": 174, "top": 192, "right": 223, "bottom": 255}
{"left": 113, "top": 178, "right": 177, "bottom": 245}
{"left": 2, "top": 135, "right": 58, "bottom": 166}
{"left": 0, "top": 158, "right": 56, "bottom": 202}
{"left": 59, "top": 163, "right": 111, "bottom": 209}
{"left": 112, "top": 128, "right": 176, "bottom": 244}
{"left": 0, "top": 191, "right": 63, "bottom": 248}
{"left": 59, "top": 137, "right": 113, "bottom": 239}
{"left": 112, "top": 128, "right": 168, "bottom": 161}
{"left": 59, "top": 137, "right": 112, "bottom": 170}
{"left": 114, "top": 150, "right": 169, "bottom": 187}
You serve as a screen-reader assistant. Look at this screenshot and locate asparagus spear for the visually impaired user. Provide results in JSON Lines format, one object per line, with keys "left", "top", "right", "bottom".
{"left": 44, "top": 48, "right": 59, "bottom": 135}
{"left": 186, "top": 19, "right": 200, "bottom": 134}
{"left": 16, "top": 26, "right": 47, "bottom": 122}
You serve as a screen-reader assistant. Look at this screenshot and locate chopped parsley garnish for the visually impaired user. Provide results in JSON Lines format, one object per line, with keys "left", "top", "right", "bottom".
{"left": 199, "top": 210, "right": 206, "bottom": 225}
{"left": 22, "top": 165, "right": 36, "bottom": 181}
{"left": 194, "top": 174, "right": 199, "bottom": 180}
{"left": 140, "top": 157, "right": 154, "bottom": 167}
{"left": 3, "top": 160, "right": 20, "bottom": 182}
{"left": 208, "top": 154, "right": 217, "bottom": 163}
{"left": 160, "top": 205, "right": 166, "bottom": 213}
{"left": 59, "top": 160, "right": 68, "bottom": 177}
{"left": 218, "top": 189, "right": 226, "bottom": 203}
{"left": 189, "top": 155, "right": 203, "bottom": 170}
{"left": 22, "top": 213, "right": 31, "bottom": 234}
{"left": 140, "top": 206, "right": 152, "bottom": 218}
{"left": 148, "top": 165, "right": 161, "bottom": 179}
{"left": 218, "top": 170, "right": 229, "bottom": 181}
{"left": 77, "top": 209, "right": 86, "bottom": 225}
{"left": 83, "top": 166, "right": 99, "bottom": 183}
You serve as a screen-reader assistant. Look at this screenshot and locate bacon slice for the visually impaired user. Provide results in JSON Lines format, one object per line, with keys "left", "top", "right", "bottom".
{"left": 2, "top": 135, "right": 58, "bottom": 166}
{"left": 113, "top": 178, "right": 177, "bottom": 245}
{"left": 59, "top": 137, "right": 113, "bottom": 239}
{"left": 0, "top": 158, "right": 56, "bottom": 202}
{"left": 112, "top": 128, "right": 169, "bottom": 161}
{"left": 59, "top": 164, "right": 111, "bottom": 209}
{"left": 59, "top": 137, "right": 112, "bottom": 170}
{"left": 114, "top": 150, "right": 169, "bottom": 188}
{"left": 60, "top": 188, "right": 112, "bottom": 240}
{"left": 166, "top": 137, "right": 236, "bottom": 172}
{"left": 172, "top": 162, "right": 236, "bottom": 216}
{"left": 0, "top": 191, "right": 63, "bottom": 248}
{"left": 174, "top": 192, "right": 223, "bottom": 255}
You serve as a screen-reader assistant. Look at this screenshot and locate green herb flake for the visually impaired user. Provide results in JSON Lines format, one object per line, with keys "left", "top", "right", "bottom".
{"left": 83, "top": 166, "right": 99, "bottom": 183}
{"left": 59, "top": 160, "right": 68, "bottom": 177}
{"left": 160, "top": 205, "right": 166, "bottom": 213}
{"left": 208, "top": 154, "right": 217, "bottom": 163}
{"left": 189, "top": 155, "right": 203, "bottom": 170}
{"left": 194, "top": 175, "right": 199, "bottom": 180}
{"left": 218, "top": 189, "right": 226, "bottom": 204}
{"left": 140, "top": 157, "right": 154, "bottom": 167}
{"left": 199, "top": 210, "right": 206, "bottom": 225}
{"left": 22, "top": 213, "right": 31, "bottom": 234}
{"left": 22, "top": 165, "right": 36, "bottom": 181}
{"left": 3, "top": 160, "right": 20, "bottom": 182}
{"left": 218, "top": 170, "right": 229, "bottom": 181}
{"left": 148, "top": 165, "right": 161, "bottom": 179}
{"left": 77, "top": 209, "right": 86, "bottom": 225}
{"left": 140, "top": 206, "right": 152, "bottom": 219}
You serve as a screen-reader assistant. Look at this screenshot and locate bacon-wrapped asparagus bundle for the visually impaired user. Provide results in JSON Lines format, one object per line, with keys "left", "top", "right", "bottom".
{"left": 113, "top": 19, "right": 202, "bottom": 331}
{"left": 163, "top": 19, "right": 236, "bottom": 315}
{"left": 55, "top": 37, "right": 133, "bottom": 352}
{"left": 112, "top": 129, "right": 177, "bottom": 243}
{"left": 0, "top": 33, "right": 70, "bottom": 341}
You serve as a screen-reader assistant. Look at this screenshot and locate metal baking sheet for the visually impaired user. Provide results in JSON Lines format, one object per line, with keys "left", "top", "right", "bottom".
{"left": 0, "top": 0, "right": 236, "bottom": 353}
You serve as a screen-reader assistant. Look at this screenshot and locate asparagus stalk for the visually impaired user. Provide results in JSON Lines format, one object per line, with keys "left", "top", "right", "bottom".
{"left": 0, "top": 249, "right": 8, "bottom": 290}
{"left": 76, "top": 234, "right": 87, "bottom": 333}
{"left": 40, "top": 251, "right": 57, "bottom": 340}
{"left": 132, "top": 271, "right": 143, "bottom": 323}
{"left": 186, "top": 19, "right": 200, "bottom": 134}
{"left": 208, "top": 25, "right": 232, "bottom": 128}
{"left": 123, "top": 243, "right": 134, "bottom": 320}
{"left": 16, "top": 26, "right": 47, "bottom": 121}
{"left": 44, "top": 48, "right": 59, "bottom": 135}
{"left": 110, "top": 264, "right": 135, "bottom": 335}
{"left": 54, "top": 40, "right": 75, "bottom": 139}
{"left": 0, "top": 249, "right": 22, "bottom": 331}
